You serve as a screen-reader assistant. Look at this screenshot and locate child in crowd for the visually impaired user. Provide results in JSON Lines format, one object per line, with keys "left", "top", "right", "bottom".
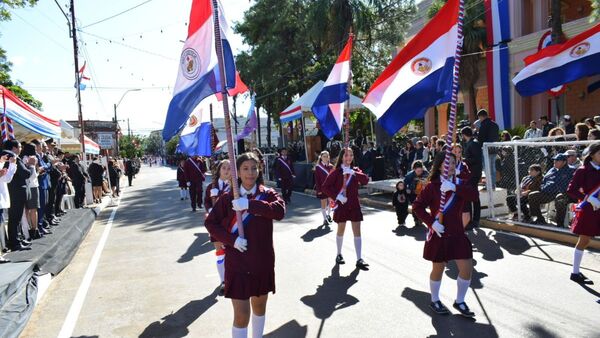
{"left": 392, "top": 180, "right": 409, "bottom": 227}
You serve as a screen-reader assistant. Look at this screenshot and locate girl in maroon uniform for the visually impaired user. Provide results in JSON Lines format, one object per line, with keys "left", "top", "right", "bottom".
{"left": 176, "top": 159, "right": 189, "bottom": 200}
{"left": 567, "top": 142, "right": 600, "bottom": 285}
{"left": 205, "top": 153, "right": 285, "bottom": 338}
{"left": 323, "top": 147, "right": 370, "bottom": 270}
{"left": 203, "top": 160, "right": 232, "bottom": 295}
{"left": 314, "top": 151, "right": 334, "bottom": 225}
{"left": 412, "top": 153, "right": 478, "bottom": 317}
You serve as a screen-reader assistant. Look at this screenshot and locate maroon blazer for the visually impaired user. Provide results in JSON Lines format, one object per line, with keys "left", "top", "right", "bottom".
{"left": 412, "top": 177, "right": 478, "bottom": 235}
{"left": 275, "top": 157, "right": 295, "bottom": 181}
{"left": 203, "top": 181, "right": 230, "bottom": 212}
{"left": 314, "top": 162, "right": 334, "bottom": 197}
{"left": 176, "top": 166, "right": 187, "bottom": 188}
{"left": 183, "top": 158, "right": 207, "bottom": 185}
{"left": 567, "top": 162, "right": 600, "bottom": 236}
{"left": 322, "top": 167, "right": 369, "bottom": 209}
{"left": 205, "top": 185, "right": 286, "bottom": 276}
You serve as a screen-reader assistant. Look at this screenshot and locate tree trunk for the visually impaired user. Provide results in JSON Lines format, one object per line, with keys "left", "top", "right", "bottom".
{"left": 469, "top": 85, "right": 478, "bottom": 122}
{"left": 551, "top": 0, "right": 564, "bottom": 44}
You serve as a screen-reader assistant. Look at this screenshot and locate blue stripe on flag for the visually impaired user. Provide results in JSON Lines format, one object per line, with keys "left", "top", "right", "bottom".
{"left": 378, "top": 57, "right": 454, "bottom": 135}
{"left": 177, "top": 121, "right": 213, "bottom": 156}
{"left": 498, "top": 44, "right": 511, "bottom": 128}
{"left": 312, "top": 83, "right": 349, "bottom": 139}
{"left": 515, "top": 53, "right": 600, "bottom": 96}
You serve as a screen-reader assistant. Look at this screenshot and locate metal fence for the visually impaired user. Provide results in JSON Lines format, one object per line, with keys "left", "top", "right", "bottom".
{"left": 482, "top": 137, "right": 594, "bottom": 230}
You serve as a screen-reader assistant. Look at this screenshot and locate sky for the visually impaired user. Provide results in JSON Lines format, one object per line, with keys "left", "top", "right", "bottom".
{"left": 0, "top": 0, "right": 253, "bottom": 135}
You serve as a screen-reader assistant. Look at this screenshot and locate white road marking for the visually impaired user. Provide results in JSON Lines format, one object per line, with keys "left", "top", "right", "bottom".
{"left": 57, "top": 204, "right": 120, "bottom": 338}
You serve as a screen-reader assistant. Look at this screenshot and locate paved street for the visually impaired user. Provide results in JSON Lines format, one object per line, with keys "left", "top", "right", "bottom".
{"left": 21, "top": 165, "right": 600, "bottom": 338}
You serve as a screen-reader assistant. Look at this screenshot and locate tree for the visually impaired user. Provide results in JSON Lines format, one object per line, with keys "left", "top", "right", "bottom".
{"left": 119, "top": 135, "right": 143, "bottom": 159}
{"left": 593, "top": 0, "right": 600, "bottom": 21}
{"left": 165, "top": 135, "right": 180, "bottom": 156}
{"left": 429, "top": 0, "right": 486, "bottom": 121}
{"left": 550, "top": 0, "right": 565, "bottom": 44}
{"left": 236, "top": 0, "right": 416, "bottom": 139}
{"left": 0, "top": 1, "right": 38, "bottom": 21}
{"left": 144, "top": 132, "right": 164, "bottom": 155}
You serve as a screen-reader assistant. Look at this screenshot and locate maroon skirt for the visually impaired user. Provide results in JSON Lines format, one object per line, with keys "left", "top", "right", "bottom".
{"left": 571, "top": 208, "right": 600, "bottom": 237}
{"left": 423, "top": 232, "right": 473, "bottom": 262}
{"left": 316, "top": 190, "right": 327, "bottom": 199}
{"left": 333, "top": 203, "right": 363, "bottom": 222}
{"left": 225, "top": 269, "right": 275, "bottom": 300}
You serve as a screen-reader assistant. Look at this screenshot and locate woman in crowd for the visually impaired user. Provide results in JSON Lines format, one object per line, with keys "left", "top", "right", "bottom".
{"left": 500, "top": 130, "right": 512, "bottom": 142}
{"left": 412, "top": 153, "right": 478, "bottom": 317}
{"left": 314, "top": 151, "right": 334, "bottom": 226}
{"left": 323, "top": 147, "right": 370, "bottom": 270}
{"left": 567, "top": 142, "right": 600, "bottom": 285}
{"left": 575, "top": 123, "right": 590, "bottom": 142}
{"left": 548, "top": 127, "right": 565, "bottom": 137}
{"left": 205, "top": 153, "right": 285, "bottom": 338}
{"left": 22, "top": 143, "right": 43, "bottom": 238}
{"left": 108, "top": 160, "right": 121, "bottom": 198}
{"left": 88, "top": 157, "right": 104, "bottom": 204}
{"left": 204, "top": 159, "right": 232, "bottom": 296}
{"left": 584, "top": 118, "right": 598, "bottom": 131}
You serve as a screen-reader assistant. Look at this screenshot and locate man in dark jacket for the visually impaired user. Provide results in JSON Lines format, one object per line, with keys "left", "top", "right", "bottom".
{"left": 562, "top": 115, "right": 575, "bottom": 135}
{"left": 461, "top": 127, "right": 483, "bottom": 228}
{"left": 476, "top": 109, "right": 499, "bottom": 189}
{"left": 540, "top": 116, "right": 555, "bottom": 137}
{"left": 4, "top": 139, "right": 35, "bottom": 251}
{"left": 44, "top": 139, "right": 60, "bottom": 225}
{"left": 67, "top": 154, "right": 87, "bottom": 208}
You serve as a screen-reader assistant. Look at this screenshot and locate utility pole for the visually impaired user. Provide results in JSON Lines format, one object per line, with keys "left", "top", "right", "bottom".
{"left": 113, "top": 104, "right": 119, "bottom": 155}
{"left": 127, "top": 118, "right": 131, "bottom": 138}
{"left": 70, "top": 0, "right": 85, "bottom": 158}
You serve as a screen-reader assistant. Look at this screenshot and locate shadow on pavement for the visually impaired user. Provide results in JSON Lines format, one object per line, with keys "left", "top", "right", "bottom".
{"left": 444, "top": 260, "right": 488, "bottom": 290}
{"left": 177, "top": 233, "right": 213, "bottom": 263}
{"left": 138, "top": 287, "right": 219, "bottom": 338}
{"left": 264, "top": 320, "right": 308, "bottom": 338}
{"left": 300, "top": 265, "right": 360, "bottom": 337}
{"left": 301, "top": 224, "right": 332, "bottom": 242}
{"left": 525, "top": 323, "right": 561, "bottom": 338}
{"left": 401, "top": 287, "right": 499, "bottom": 338}
{"left": 393, "top": 224, "right": 427, "bottom": 241}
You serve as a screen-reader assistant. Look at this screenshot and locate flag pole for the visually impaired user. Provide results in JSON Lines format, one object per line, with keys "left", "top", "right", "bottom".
{"left": 437, "top": 0, "right": 465, "bottom": 223}
{"left": 343, "top": 29, "right": 354, "bottom": 149}
{"left": 212, "top": 0, "right": 244, "bottom": 239}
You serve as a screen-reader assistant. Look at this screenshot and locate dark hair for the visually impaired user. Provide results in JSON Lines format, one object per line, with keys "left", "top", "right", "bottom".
{"left": 21, "top": 143, "right": 36, "bottom": 157}
{"left": 588, "top": 129, "right": 600, "bottom": 140}
{"left": 477, "top": 109, "right": 488, "bottom": 117}
{"left": 529, "top": 164, "right": 542, "bottom": 173}
{"left": 501, "top": 130, "right": 512, "bottom": 141}
{"left": 412, "top": 160, "right": 424, "bottom": 170}
{"left": 429, "top": 153, "right": 456, "bottom": 182}
{"left": 540, "top": 116, "right": 548, "bottom": 121}
{"left": 436, "top": 139, "right": 446, "bottom": 148}
{"left": 549, "top": 127, "right": 565, "bottom": 136}
{"left": 461, "top": 126, "right": 473, "bottom": 137}
{"left": 575, "top": 123, "right": 589, "bottom": 141}
{"left": 3, "top": 139, "right": 20, "bottom": 151}
{"left": 251, "top": 148, "right": 264, "bottom": 161}
{"left": 334, "top": 147, "right": 354, "bottom": 169}
{"left": 395, "top": 180, "right": 405, "bottom": 190}
{"left": 212, "top": 159, "right": 231, "bottom": 187}
{"left": 30, "top": 139, "right": 40, "bottom": 146}
{"left": 236, "top": 152, "right": 264, "bottom": 186}
{"left": 585, "top": 118, "right": 596, "bottom": 128}
{"left": 584, "top": 142, "right": 600, "bottom": 165}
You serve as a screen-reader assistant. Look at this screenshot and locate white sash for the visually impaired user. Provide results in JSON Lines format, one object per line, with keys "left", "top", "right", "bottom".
{"left": 278, "top": 157, "right": 293, "bottom": 175}
{"left": 188, "top": 158, "right": 206, "bottom": 179}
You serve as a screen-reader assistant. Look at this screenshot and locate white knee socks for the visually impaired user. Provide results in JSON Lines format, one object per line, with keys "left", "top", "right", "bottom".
{"left": 573, "top": 249, "right": 584, "bottom": 274}
{"left": 179, "top": 189, "right": 185, "bottom": 199}
{"left": 321, "top": 208, "right": 327, "bottom": 221}
{"left": 456, "top": 277, "right": 471, "bottom": 303}
{"left": 216, "top": 253, "right": 225, "bottom": 283}
{"left": 232, "top": 326, "right": 247, "bottom": 338}
{"left": 430, "top": 279, "right": 442, "bottom": 302}
{"left": 354, "top": 236, "right": 362, "bottom": 260}
{"left": 336, "top": 236, "right": 343, "bottom": 255}
{"left": 251, "top": 314, "right": 265, "bottom": 338}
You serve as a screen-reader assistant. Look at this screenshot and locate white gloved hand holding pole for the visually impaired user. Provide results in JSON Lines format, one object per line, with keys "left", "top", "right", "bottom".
{"left": 432, "top": 220, "right": 445, "bottom": 237}
{"left": 441, "top": 179, "right": 456, "bottom": 193}
{"left": 336, "top": 193, "right": 348, "bottom": 204}
{"left": 232, "top": 197, "right": 249, "bottom": 211}
{"left": 234, "top": 237, "right": 248, "bottom": 252}
{"left": 210, "top": 188, "right": 219, "bottom": 197}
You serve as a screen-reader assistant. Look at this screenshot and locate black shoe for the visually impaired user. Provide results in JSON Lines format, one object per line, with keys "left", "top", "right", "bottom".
{"left": 429, "top": 301, "right": 450, "bottom": 315}
{"left": 10, "top": 243, "right": 32, "bottom": 251}
{"left": 453, "top": 302, "right": 475, "bottom": 317}
{"left": 356, "top": 259, "right": 370, "bottom": 270}
{"left": 571, "top": 272, "right": 594, "bottom": 285}
{"left": 336, "top": 254, "right": 345, "bottom": 265}
{"left": 39, "top": 227, "right": 52, "bottom": 235}
{"left": 180, "top": 198, "right": 184, "bottom": 201}
{"left": 532, "top": 217, "right": 547, "bottom": 225}
{"left": 326, "top": 215, "right": 332, "bottom": 223}
{"left": 20, "top": 239, "right": 31, "bottom": 246}
{"left": 322, "top": 220, "right": 329, "bottom": 227}
{"left": 219, "top": 282, "right": 225, "bottom": 296}
{"left": 192, "top": 208, "right": 196, "bottom": 212}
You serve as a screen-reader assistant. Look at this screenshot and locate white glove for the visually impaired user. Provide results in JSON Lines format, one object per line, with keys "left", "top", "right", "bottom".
{"left": 432, "top": 221, "right": 445, "bottom": 237}
{"left": 441, "top": 180, "right": 456, "bottom": 192}
{"left": 455, "top": 166, "right": 461, "bottom": 176}
{"left": 233, "top": 237, "right": 248, "bottom": 252}
{"left": 210, "top": 188, "right": 219, "bottom": 197}
{"left": 588, "top": 196, "right": 600, "bottom": 210}
{"left": 186, "top": 182, "right": 191, "bottom": 187}
{"left": 232, "top": 197, "right": 249, "bottom": 211}
{"left": 336, "top": 193, "right": 348, "bottom": 204}
{"left": 208, "top": 208, "right": 212, "bottom": 213}
{"left": 343, "top": 167, "right": 355, "bottom": 176}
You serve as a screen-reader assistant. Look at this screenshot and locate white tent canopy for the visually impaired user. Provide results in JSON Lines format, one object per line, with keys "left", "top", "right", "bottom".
{"left": 279, "top": 80, "right": 364, "bottom": 123}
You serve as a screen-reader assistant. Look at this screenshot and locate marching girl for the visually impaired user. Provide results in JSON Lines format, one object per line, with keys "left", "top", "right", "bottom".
{"left": 177, "top": 159, "right": 189, "bottom": 201}
{"left": 205, "top": 152, "right": 285, "bottom": 338}
{"left": 322, "top": 147, "right": 370, "bottom": 270}
{"left": 451, "top": 144, "right": 473, "bottom": 229}
{"left": 204, "top": 159, "right": 232, "bottom": 295}
{"left": 314, "top": 151, "right": 334, "bottom": 226}
{"left": 567, "top": 142, "right": 600, "bottom": 285}
{"left": 412, "top": 153, "right": 478, "bottom": 317}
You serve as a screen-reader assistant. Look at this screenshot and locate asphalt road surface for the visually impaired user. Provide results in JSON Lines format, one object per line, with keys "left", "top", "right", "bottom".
{"left": 21, "top": 165, "right": 600, "bottom": 338}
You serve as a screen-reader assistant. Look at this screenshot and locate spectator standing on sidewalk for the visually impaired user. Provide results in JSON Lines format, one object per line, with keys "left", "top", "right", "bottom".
{"left": 540, "top": 116, "right": 555, "bottom": 137}
{"left": 0, "top": 153, "right": 17, "bottom": 260}
{"left": 524, "top": 121, "right": 543, "bottom": 139}
{"left": 125, "top": 158, "right": 135, "bottom": 187}
{"left": 4, "top": 139, "right": 33, "bottom": 251}
{"left": 476, "top": 109, "right": 499, "bottom": 189}
{"left": 562, "top": 115, "right": 575, "bottom": 135}
{"left": 461, "top": 127, "right": 482, "bottom": 229}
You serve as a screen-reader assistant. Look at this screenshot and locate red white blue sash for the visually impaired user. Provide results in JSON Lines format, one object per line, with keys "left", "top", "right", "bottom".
{"left": 576, "top": 182, "right": 600, "bottom": 211}
{"left": 332, "top": 172, "right": 354, "bottom": 211}
{"left": 317, "top": 163, "right": 330, "bottom": 175}
{"left": 228, "top": 191, "right": 269, "bottom": 235}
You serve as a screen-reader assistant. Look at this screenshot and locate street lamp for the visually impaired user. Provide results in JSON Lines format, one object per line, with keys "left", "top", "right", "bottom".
{"left": 114, "top": 88, "right": 140, "bottom": 155}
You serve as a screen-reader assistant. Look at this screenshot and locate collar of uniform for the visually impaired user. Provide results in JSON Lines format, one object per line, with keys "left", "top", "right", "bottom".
{"left": 240, "top": 184, "right": 257, "bottom": 196}
{"left": 218, "top": 178, "right": 229, "bottom": 190}
{"left": 341, "top": 164, "right": 351, "bottom": 170}
{"left": 591, "top": 161, "right": 600, "bottom": 170}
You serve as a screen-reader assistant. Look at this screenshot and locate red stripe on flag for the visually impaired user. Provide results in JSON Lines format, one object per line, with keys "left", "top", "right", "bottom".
{"left": 187, "top": 0, "right": 213, "bottom": 39}
{"left": 524, "top": 24, "right": 600, "bottom": 65}
{"left": 336, "top": 36, "right": 353, "bottom": 63}
{"left": 484, "top": 0, "right": 496, "bottom": 121}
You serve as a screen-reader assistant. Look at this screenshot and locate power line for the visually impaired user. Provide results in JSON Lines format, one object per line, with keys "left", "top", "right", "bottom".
{"left": 82, "top": 0, "right": 157, "bottom": 29}
{"left": 10, "top": 11, "right": 71, "bottom": 52}
{"left": 77, "top": 29, "right": 177, "bottom": 60}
